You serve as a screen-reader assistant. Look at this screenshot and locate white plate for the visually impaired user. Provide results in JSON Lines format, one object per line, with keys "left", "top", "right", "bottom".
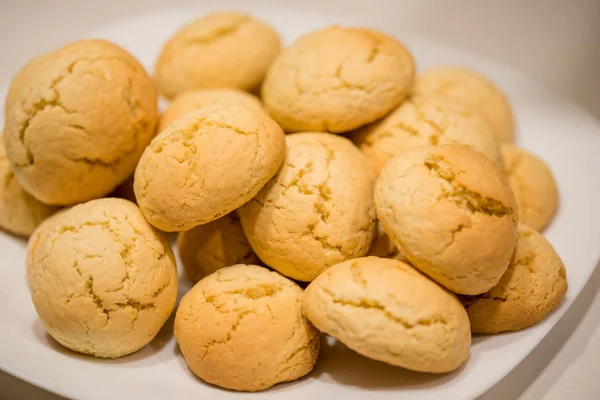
{"left": 1, "top": 4, "right": 600, "bottom": 400}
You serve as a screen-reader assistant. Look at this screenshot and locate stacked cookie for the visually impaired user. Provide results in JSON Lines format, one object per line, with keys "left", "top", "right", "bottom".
{"left": 1, "top": 9, "right": 567, "bottom": 393}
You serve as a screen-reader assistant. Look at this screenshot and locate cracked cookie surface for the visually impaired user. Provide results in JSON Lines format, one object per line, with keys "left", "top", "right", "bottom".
{"left": 174, "top": 264, "right": 319, "bottom": 392}
{"left": 501, "top": 144, "right": 558, "bottom": 232}
{"left": 134, "top": 104, "right": 286, "bottom": 231}
{"left": 261, "top": 26, "right": 415, "bottom": 132}
{"left": 351, "top": 95, "right": 503, "bottom": 175}
{"left": 156, "top": 11, "right": 281, "bottom": 99}
{"left": 178, "top": 211, "right": 259, "bottom": 282}
{"left": 3, "top": 40, "right": 158, "bottom": 205}
{"left": 302, "top": 256, "right": 471, "bottom": 373}
{"left": 0, "top": 134, "right": 58, "bottom": 236}
{"left": 460, "top": 224, "right": 567, "bottom": 333}
{"left": 374, "top": 144, "right": 518, "bottom": 295}
{"left": 238, "top": 132, "right": 376, "bottom": 281}
{"left": 30, "top": 198, "right": 178, "bottom": 358}
{"left": 412, "top": 66, "right": 515, "bottom": 143}
{"left": 158, "top": 88, "right": 265, "bottom": 132}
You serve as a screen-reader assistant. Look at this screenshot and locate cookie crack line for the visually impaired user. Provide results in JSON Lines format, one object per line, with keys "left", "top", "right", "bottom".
{"left": 184, "top": 15, "right": 250, "bottom": 47}
{"left": 323, "top": 288, "right": 447, "bottom": 329}
{"left": 424, "top": 156, "right": 513, "bottom": 218}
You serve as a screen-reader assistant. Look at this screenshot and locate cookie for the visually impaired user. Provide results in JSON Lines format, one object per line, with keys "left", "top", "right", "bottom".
{"left": 302, "top": 257, "right": 471, "bottom": 373}
{"left": 178, "top": 212, "right": 259, "bottom": 282}
{"left": 238, "top": 132, "right": 376, "bottom": 281}
{"left": 3, "top": 40, "right": 158, "bottom": 205}
{"left": 158, "top": 88, "right": 265, "bottom": 132}
{"left": 366, "top": 221, "right": 407, "bottom": 262}
{"left": 0, "top": 135, "right": 58, "bottom": 236}
{"left": 501, "top": 144, "right": 558, "bottom": 231}
{"left": 375, "top": 144, "right": 518, "bottom": 295}
{"left": 261, "top": 26, "right": 415, "bottom": 133}
{"left": 30, "top": 198, "right": 178, "bottom": 358}
{"left": 351, "top": 95, "right": 503, "bottom": 175}
{"left": 460, "top": 224, "right": 567, "bottom": 333}
{"left": 412, "top": 67, "right": 515, "bottom": 143}
{"left": 134, "top": 104, "right": 285, "bottom": 232}
{"left": 156, "top": 11, "right": 281, "bottom": 99}
{"left": 174, "top": 264, "right": 319, "bottom": 392}
{"left": 26, "top": 207, "right": 70, "bottom": 285}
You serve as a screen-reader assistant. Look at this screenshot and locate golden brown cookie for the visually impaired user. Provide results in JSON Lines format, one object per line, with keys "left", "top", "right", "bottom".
{"left": 156, "top": 11, "right": 281, "bottom": 98}
{"left": 412, "top": 67, "right": 515, "bottom": 143}
{"left": 302, "top": 257, "right": 471, "bottom": 373}
{"left": 3, "top": 40, "right": 158, "bottom": 205}
{"left": 174, "top": 264, "right": 320, "bottom": 391}
{"left": 375, "top": 144, "right": 518, "bottom": 295}
{"left": 460, "top": 224, "right": 567, "bottom": 333}
{"left": 261, "top": 26, "right": 415, "bottom": 132}
{"left": 239, "top": 132, "right": 376, "bottom": 281}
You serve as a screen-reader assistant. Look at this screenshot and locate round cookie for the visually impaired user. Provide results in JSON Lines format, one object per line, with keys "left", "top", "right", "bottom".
{"left": 261, "top": 26, "right": 415, "bottom": 133}
{"left": 238, "top": 132, "right": 376, "bottom": 281}
{"left": 156, "top": 11, "right": 281, "bottom": 99}
{"left": 375, "top": 144, "right": 518, "bottom": 295}
{"left": 134, "top": 104, "right": 285, "bottom": 232}
{"left": 0, "top": 135, "right": 58, "bottom": 236}
{"left": 501, "top": 144, "right": 558, "bottom": 232}
{"left": 178, "top": 212, "right": 259, "bottom": 282}
{"left": 412, "top": 67, "right": 515, "bottom": 143}
{"left": 302, "top": 257, "right": 471, "bottom": 373}
{"left": 351, "top": 95, "right": 503, "bottom": 175}
{"left": 158, "top": 88, "right": 265, "bottom": 132}
{"left": 366, "top": 221, "right": 408, "bottom": 262}
{"left": 460, "top": 224, "right": 567, "bottom": 333}
{"left": 174, "top": 264, "right": 320, "bottom": 392}
{"left": 3, "top": 40, "right": 158, "bottom": 205}
{"left": 30, "top": 198, "right": 178, "bottom": 358}
{"left": 26, "top": 207, "right": 71, "bottom": 285}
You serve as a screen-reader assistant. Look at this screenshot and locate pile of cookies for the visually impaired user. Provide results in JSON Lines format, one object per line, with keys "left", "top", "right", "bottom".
{"left": 0, "top": 10, "right": 567, "bottom": 392}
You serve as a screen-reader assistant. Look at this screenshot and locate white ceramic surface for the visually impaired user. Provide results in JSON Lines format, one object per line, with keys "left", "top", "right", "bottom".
{"left": 1, "top": 5, "right": 600, "bottom": 400}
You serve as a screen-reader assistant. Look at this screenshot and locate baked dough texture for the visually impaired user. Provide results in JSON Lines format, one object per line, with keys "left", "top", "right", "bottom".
{"left": 501, "top": 144, "right": 558, "bottom": 232}
{"left": 366, "top": 221, "right": 407, "bottom": 262}
{"left": 302, "top": 257, "right": 471, "bottom": 373}
{"left": 30, "top": 198, "right": 178, "bottom": 358}
{"left": 412, "top": 67, "right": 515, "bottom": 143}
{"left": 178, "top": 212, "right": 259, "bottom": 282}
{"left": 156, "top": 11, "right": 281, "bottom": 99}
{"left": 0, "top": 135, "right": 58, "bottom": 236}
{"left": 26, "top": 207, "right": 71, "bottom": 285}
{"left": 460, "top": 224, "right": 567, "bottom": 333}
{"left": 134, "top": 104, "right": 286, "bottom": 232}
{"left": 351, "top": 95, "right": 503, "bottom": 175}
{"left": 238, "top": 132, "right": 376, "bottom": 281}
{"left": 158, "top": 88, "right": 265, "bottom": 132}
{"left": 3, "top": 40, "right": 158, "bottom": 205}
{"left": 174, "top": 264, "right": 320, "bottom": 391}
{"left": 261, "top": 26, "right": 415, "bottom": 133}
{"left": 375, "top": 144, "right": 518, "bottom": 295}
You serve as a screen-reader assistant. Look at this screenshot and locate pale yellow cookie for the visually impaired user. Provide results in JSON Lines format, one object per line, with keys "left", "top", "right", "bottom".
{"left": 178, "top": 212, "right": 259, "bottom": 282}
{"left": 174, "top": 264, "right": 319, "bottom": 392}
{"left": 302, "top": 257, "right": 471, "bottom": 373}
{"left": 158, "top": 88, "right": 265, "bottom": 132}
{"left": 239, "top": 132, "right": 376, "bottom": 281}
{"left": 3, "top": 40, "right": 158, "bottom": 205}
{"left": 351, "top": 95, "right": 503, "bottom": 175}
{"left": 501, "top": 144, "right": 558, "bottom": 232}
{"left": 0, "top": 135, "right": 58, "bottom": 236}
{"left": 461, "top": 224, "right": 567, "bottom": 333}
{"left": 375, "top": 144, "right": 518, "bottom": 295}
{"left": 412, "top": 67, "right": 515, "bottom": 143}
{"left": 26, "top": 207, "right": 71, "bottom": 285}
{"left": 156, "top": 11, "right": 281, "bottom": 99}
{"left": 261, "top": 26, "right": 415, "bottom": 133}
{"left": 30, "top": 198, "right": 178, "bottom": 358}
{"left": 366, "top": 221, "right": 408, "bottom": 262}
{"left": 134, "top": 104, "right": 285, "bottom": 232}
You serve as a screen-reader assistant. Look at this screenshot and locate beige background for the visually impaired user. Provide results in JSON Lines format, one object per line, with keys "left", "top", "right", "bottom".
{"left": 1, "top": 0, "right": 600, "bottom": 399}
